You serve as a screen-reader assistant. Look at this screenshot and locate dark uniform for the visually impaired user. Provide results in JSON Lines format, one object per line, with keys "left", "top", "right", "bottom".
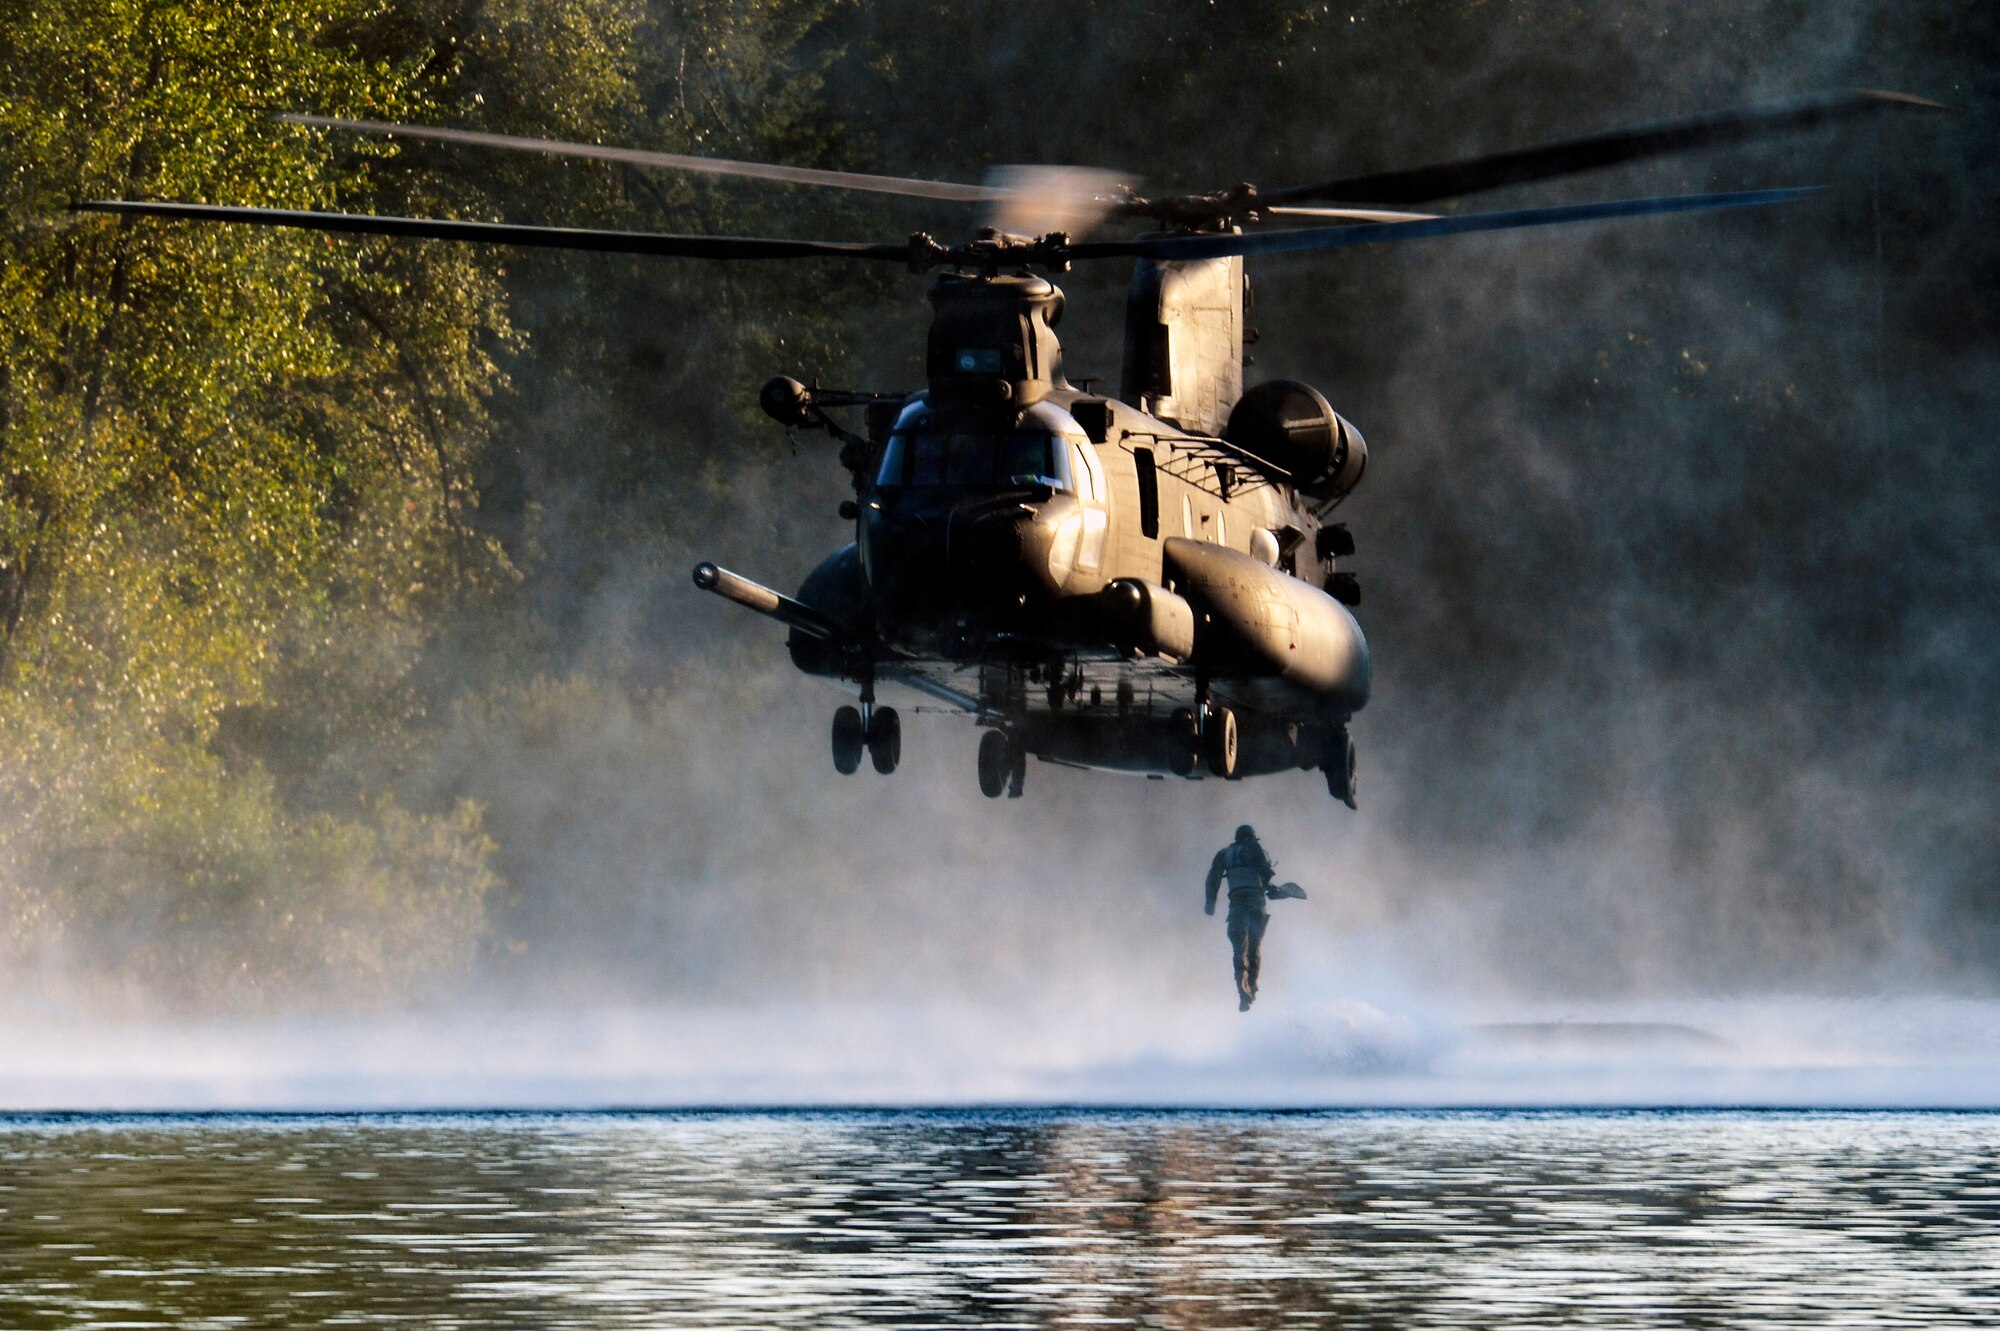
{"left": 1205, "top": 824, "right": 1274, "bottom": 1010}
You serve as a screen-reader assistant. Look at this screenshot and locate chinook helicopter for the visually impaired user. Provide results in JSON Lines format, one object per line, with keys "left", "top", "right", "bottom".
{"left": 79, "top": 90, "right": 1935, "bottom": 803}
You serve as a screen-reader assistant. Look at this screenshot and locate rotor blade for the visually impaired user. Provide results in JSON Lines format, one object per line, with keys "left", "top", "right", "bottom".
{"left": 279, "top": 113, "right": 1006, "bottom": 204}
{"left": 1263, "top": 205, "right": 1439, "bottom": 223}
{"left": 1068, "top": 187, "right": 1820, "bottom": 262}
{"left": 985, "top": 165, "right": 1133, "bottom": 239}
{"left": 1262, "top": 89, "right": 1941, "bottom": 206}
{"left": 71, "top": 200, "right": 914, "bottom": 262}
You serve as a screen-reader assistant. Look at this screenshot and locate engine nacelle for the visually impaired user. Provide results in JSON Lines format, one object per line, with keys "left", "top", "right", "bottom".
{"left": 1222, "top": 380, "right": 1367, "bottom": 503}
{"left": 1096, "top": 578, "right": 1196, "bottom": 661}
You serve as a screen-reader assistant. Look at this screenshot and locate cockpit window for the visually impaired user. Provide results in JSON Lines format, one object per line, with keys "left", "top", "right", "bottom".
{"left": 953, "top": 348, "right": 1005, "bottom": 374}
{"left": 877, "top": 429, "right": 1072, "bottom": 490}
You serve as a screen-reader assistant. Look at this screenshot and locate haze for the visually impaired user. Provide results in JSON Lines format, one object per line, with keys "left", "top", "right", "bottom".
{"left": 1, "top": 0, "right": 1994, "bottom": 1108}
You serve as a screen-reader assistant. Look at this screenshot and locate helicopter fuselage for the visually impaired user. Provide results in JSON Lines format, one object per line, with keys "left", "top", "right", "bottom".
{"left": 785, "top": 384, "right": 1371, "bottom": 782}
{"left": 698, "top": 262, "right": 1374, "bottom": 798}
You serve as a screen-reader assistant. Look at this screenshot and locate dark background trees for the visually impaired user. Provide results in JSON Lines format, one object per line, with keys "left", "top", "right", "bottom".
{"left": 2, "top": 0, "right": 1993, "bottom": 1009}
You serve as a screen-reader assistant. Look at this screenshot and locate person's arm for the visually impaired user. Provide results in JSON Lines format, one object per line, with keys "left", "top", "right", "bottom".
{"left": 1204, "top": 851, "right": 1224, "bottom": 914}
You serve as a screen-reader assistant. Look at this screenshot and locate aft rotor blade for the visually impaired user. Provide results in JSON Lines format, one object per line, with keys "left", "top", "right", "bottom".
{"left": 1263, "top": 89, "right": 1941, "bottom": 207}
{"left": 1069, "top": 187, "right": 1821, "bottom": 262}
{"left": 71, "top": 200, "right": 915, "bottom": 262}
{"left": 1262, "top": 205, "right": 1438, "bottom": 223}
{"left": 280, "top": 113, "right": 1006, "bottom": 204}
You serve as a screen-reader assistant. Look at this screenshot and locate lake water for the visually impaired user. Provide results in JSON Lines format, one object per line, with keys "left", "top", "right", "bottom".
{"left": 2, "top": 1110, "right": 1994, "bottom": 1328}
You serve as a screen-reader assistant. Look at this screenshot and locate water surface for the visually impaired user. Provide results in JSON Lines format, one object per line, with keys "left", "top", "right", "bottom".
{"left": 2, "top": 1111, "right": 1995, "bottom": 1328}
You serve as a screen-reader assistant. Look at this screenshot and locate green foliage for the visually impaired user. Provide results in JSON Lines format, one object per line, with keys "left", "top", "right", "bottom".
{"left": 0, "top": 0, "right": 866, "bottom": 1010}
{"left": 460, "top": 0, "right": 889, "bottom": 655}
{"left": 0, "top": 0, "right": 519, "bottom": 1008}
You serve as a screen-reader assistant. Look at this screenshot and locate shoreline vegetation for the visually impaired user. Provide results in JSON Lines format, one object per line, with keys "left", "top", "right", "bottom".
{"left": 0, "top": 0, "right": 865, "bottom": 1010}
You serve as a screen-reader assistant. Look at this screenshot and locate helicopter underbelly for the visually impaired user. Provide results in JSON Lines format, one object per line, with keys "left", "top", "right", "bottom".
{"left": 1018, "top": 703, "right": 1335, "bottom": 778}
{"left": 862, "top": 656, "right": 1349, "bottom": 779}
{"left": 767, "top": 536, "right": 1369, "bottom": 781}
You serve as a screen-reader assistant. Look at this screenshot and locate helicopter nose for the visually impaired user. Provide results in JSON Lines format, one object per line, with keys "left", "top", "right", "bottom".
{"left": 865, "top": 495, "right": 1059, "bottom": 621}
{"left": 948, "top": 501, "right": 1031, "bottom": 580}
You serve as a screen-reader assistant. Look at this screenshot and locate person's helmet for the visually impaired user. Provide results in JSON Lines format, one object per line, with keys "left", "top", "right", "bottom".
{"left": 1235, "top": 823, "right": 1256, "bottom": 842}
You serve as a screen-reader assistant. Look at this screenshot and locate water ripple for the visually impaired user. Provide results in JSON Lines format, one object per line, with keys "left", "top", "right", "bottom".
{"left": 0, "top": 1111, "right": 1994, "bottom": 1328}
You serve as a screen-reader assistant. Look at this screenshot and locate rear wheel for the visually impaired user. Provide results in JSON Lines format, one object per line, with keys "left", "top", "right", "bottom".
{"left": 1203, "top": 706, "right": 1240, "bottom": 780}
{"left": 831, "top": 706, "right": 864, "bottom": 775}
{"left": 867, "top": 706, "right": 901, "bottom": 774}
{"left": 977, "top": 728, "right": 1009, "bottom": 798}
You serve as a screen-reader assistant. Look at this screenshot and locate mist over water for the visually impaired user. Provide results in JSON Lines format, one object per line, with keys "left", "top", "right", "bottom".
{"left": 9, "top": 977, "right": 2000, "bottom": 1110}
{"left": 7, "top": 0, "right": 1999, "bottom": 1110}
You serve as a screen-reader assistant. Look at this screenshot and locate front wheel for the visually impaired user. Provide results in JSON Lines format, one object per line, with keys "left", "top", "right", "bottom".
{"left": 831, "top": 706, "right": 864, "bottom": 775}
{"left": 867, "top": 706, "right": 901, "bottom": 774}
{"left": 977, "top": 728, "right": 1010, "bottom": 798}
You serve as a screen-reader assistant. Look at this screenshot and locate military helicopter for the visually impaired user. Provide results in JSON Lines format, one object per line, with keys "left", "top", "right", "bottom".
{"left": 79, "top": 89, "right": 1935, "bottom": 803}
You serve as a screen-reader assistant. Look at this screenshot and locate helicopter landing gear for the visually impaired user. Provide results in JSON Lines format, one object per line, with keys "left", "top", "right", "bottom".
{"left": 831, "top": 705, "right": 864, "bottom": 774}
{"left": 1203, "top": 705, "right": 1241, "bottom": 780}
{"left": 1323, "top": 726, "right": 1357, "bottom": 808}
{"left": 1168, "top": 707, "right": 1200, "bottom": 777}
{"left": 977, "top": 728, "right": 1026, "bottom": 798}
{"left": 866, "top": 706, "right": 901, "bottom": 774}
{"left": 834, "top": 669, "right": 899, "bottom": 776}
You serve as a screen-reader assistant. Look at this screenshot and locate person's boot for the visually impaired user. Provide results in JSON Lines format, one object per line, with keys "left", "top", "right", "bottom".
{"left": 1238, "top": 990, "right": 1254, "bottom": 1012}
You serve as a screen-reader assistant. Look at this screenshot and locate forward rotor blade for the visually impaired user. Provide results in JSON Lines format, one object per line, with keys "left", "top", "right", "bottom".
{"left": 280, "top": 113, "right": 1005, "bottom": 204}
{"left": 1263, "top": 89, "right": 1940, "bottom": 207}
{"left": 71, "top": 200, "right": 915, "bottom": 262}
{"left": 1069, "top": 187, "right": 1820, "bottom": 262}
{"left": 74, "top": 189, "right": 1824, "bottom": 271}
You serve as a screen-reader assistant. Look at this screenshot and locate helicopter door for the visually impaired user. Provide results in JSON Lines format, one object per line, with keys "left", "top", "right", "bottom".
{"left": 1070, "top": 439, "right": 1109, "bottom": 573}
{"left": 1133, "top": 447, "right": 1160, "bottom": 539}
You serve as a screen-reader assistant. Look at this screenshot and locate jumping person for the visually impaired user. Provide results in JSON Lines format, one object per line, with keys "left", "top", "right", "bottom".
{"left": 1205, "top": 823, "right": 1277, "bottom": 1011}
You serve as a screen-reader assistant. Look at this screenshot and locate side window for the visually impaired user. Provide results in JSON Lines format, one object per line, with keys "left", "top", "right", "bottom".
{"left": 1217, "top": 510, "right": 1227, "bottom": 548}
{"left": 1071, "top": 439, "right": 1108, "bottom": 572}
{"left": 1079, "top": 508, "right": 1108, "bottom": 572}
{"left": 1133, "top": 448, "right": 1159, "bottom": 540}
{"left": 1181, "top": 493, "right": 1195, "bottom": 539}
{"left": 876, "top": 434, "right": 908, "bottom": 486}
{"left": 1046, "top": 438, "right": 1077, "bottom": 493}
{"left": 1070, "top": 440, "right": 1106, "bottom": 504}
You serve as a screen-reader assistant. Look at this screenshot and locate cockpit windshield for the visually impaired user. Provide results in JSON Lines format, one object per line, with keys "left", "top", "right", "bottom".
{"left": 876, "top": 428, "right": 1072, "bottom": 491}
